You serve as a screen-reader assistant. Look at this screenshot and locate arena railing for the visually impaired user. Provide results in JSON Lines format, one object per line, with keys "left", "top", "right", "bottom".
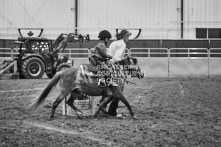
{"left": 0, "top": 47, "right": 90, "bottom": 58}
{"left": 0, "top": 48, "right": 19, "bottom": 59}
{"left": 60, "top": 48, "right": 90, "bottom": 59}
{"left": 2, "top": 47, "right": 221, "bottom": 60}
{"left": 1, "top": 47, "right": 221, "bottom": 77}
{"left": 129, "top": 48, "right": 169, "bottom": 77}
{"left": 209, "top": 48, "right": 221, "bottom": 58}
{"left": 168, "top": 48, "right": 209, "bottom": 77}
{"left": 130, "top": 48, "right": 168, "bottom": 57}
{"left": 208, "top": 48, "right": 221, "bottom": 76}
{"left": 169, "top": 48, "right": 208, "bottom": 58}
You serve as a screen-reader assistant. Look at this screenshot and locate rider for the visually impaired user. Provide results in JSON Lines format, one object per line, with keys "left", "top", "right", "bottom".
{"left": 107, "top": 29, "right": 131, "bottom": 117}
{"left": 89, "top": 30, "right": 114, "bottom": 96}
{"left": 89, "top": 30, "right": 112, "bottom": 67}
{"left": 108, "top": 29, "right": 131, "bottom": 63}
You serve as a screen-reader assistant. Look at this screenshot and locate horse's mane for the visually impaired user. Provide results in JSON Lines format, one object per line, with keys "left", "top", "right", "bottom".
{"left": 130, "top": 56, "right": 138, "bottom": 65}
{"left": 122, "top": 56, "right": 138, "bottom": 65}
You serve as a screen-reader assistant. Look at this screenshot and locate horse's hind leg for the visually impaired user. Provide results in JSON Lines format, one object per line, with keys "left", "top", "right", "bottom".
{"left": 50, "top": 91, "right": 69, "bottom": 119}
{"left": 110, "top": 86, "right": 137, "bottom": 119}
{"left": 67, "top": 92, "right": 83, "bottom": 119}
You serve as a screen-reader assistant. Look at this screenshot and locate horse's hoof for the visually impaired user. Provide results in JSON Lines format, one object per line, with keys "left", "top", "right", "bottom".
{"left": 77, "top": 116, "right": 83, "bottom": 119}
{"left": 48, "top": 117, "right": 54, "bottom": 121}
{"left": 132, "top": 115, "right": 138, "bottom": 120}
{"left": 93, "top": 114, "right": 98, "bottom": 118}
{"left": 78, "top": 110, "right": 83, "bottom": 115}
{"left": 116, "top": 114, "right": 124, "bottom": 119}
{"left": 76, "top": 114, "right": 83, "bottom": 119}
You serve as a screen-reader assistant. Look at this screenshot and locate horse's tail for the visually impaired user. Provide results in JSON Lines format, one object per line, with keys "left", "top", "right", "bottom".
{"left": 29, "top": 71, "right": 62, "bottom": 110}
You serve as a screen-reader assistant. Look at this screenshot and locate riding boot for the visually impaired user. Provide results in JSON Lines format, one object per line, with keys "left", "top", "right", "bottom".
{"left": 107, "top": 86, "right": 122, "bottom": 116}
{"left": 108, "top": 97, "right": 120, "bottom": 116}
{"left": 99, "top": 87, "right": 112, "bottom": 108}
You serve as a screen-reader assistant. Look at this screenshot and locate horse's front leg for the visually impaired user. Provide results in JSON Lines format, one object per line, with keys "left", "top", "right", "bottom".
{"left": 110, "top": 86, "right": 137, "bottom": 120}
{"left": 99, "top": 95, "right": 114, "bottom": 115}
{"left": 94, "top": 96, "right": 112, "bottom": 118}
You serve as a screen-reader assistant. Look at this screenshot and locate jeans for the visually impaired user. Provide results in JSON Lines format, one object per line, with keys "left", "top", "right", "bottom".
{"left": 108, "top": 97, "right": 120, "bottom": 116}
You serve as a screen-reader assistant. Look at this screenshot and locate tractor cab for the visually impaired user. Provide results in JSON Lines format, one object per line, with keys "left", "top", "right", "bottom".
{"left": 17, "top": 37, "right": 51, "bottom": 52}
{"left": 14, "top": 37, "right": 51, "bottom": 57}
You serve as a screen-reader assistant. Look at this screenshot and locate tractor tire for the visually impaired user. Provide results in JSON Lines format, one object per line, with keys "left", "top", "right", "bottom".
{"left": 57, "top": 63, "right": 71, "bottom": 72}
{"left": 21, "top": 57, "right": 45, "bottom": 79}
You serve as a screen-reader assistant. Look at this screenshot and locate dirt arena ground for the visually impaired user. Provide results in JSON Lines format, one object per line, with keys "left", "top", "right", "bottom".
{"left": 0, "top": 77, "right": 221, "bottom": 147}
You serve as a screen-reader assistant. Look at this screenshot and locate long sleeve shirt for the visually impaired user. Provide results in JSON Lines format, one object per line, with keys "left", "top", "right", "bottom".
{"left": 91, "top": 42, "right": 108, "bottom": 60}
{"left": 108, "top": 39, "right": 126, "bottom": 63}
{"left": 89, "top": 41, "right": 111, "bottom": 66}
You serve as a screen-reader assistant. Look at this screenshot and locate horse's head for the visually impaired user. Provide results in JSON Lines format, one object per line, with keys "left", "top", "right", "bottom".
{"left": 119, "top": 56, "right": 144, "bottom": 79}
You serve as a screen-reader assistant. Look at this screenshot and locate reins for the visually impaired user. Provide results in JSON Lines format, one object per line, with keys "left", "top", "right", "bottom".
{"left": 125, "top": 80, "right": 136, "bottom": 85}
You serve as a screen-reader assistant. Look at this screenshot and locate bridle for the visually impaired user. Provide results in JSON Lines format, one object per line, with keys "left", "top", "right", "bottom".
{"left": 115, "top": 56, "right": 142, "bottom": 79}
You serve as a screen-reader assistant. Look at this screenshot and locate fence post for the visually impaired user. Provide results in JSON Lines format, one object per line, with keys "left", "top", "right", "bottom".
{"left": 208, "top": 49, "right": 210, "bottom": 78}
{"left": 168, "top": 48, "right": 170, "bottom": 78}
{"left": 69, "top": 49, "right": 71, "bottom": 59}
{"left": 11, "top": 48, "right": 13, "bottom": 59}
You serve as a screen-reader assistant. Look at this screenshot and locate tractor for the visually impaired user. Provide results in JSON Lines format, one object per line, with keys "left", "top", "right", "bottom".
{"left": 0, "top": 33, "right": 90, "bottom": 79}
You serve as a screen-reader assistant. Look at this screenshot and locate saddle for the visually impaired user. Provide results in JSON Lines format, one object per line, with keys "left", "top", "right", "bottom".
{"left": 80, "top": 64, "right": 99, "bottom": 77}
{"left": 80, "top": 63, "right": 118, "bottom": 87}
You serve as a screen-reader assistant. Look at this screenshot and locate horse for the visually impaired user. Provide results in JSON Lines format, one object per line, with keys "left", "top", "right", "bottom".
{"left": 29, "top": 56, "right": 144, "bottom": 119}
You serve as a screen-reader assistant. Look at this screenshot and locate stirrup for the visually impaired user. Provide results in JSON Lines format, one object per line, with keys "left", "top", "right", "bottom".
{"left": 108, "top": 78, "right": 118, "bottom": 86}
{"left": 98, "top": 78, "right": 106, "bottom": 88}
{"left": 111, "top": 82, "right": 118, "bottom": 86}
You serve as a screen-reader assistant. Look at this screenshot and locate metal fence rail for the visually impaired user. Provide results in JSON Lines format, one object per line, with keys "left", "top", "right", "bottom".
{"left": 0, "top": 48, "right": 18, "bottom": 59}
{"left": 208, "top": 48, "right": 221, "bottom": 76}
{"left": 209, "top": 48, "right": 221, "bottom": 58}
{"left": 60, "top": 48, "right": 90, "bottom": 59}
{"left": 169, "top": 48, "right": 209, "bottom": 58}
{"left": 130, "top": 48, "right": 168, "bottom": 57}
{"left": 1, "top": 47, "right": 221, "bottom": 77}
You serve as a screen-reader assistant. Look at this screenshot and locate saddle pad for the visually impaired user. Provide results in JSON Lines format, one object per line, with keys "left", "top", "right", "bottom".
{"left": 80, "top": 64, "right": 98, "bottom": 77}
{"left": 85, "top": 64, "right": 99, "bottom": 72}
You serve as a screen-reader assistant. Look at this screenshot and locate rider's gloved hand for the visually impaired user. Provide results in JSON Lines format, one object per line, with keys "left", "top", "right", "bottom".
{"left": 106, "top": 60, "right": 113, "bottom": 65}
{"left": 106, "top": 55, "right": 113, "bottom": 59}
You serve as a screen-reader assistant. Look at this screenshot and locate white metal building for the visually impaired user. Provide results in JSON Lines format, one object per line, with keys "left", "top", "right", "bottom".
{"left": 0, "top": 0, "right": 221, "bottom": 39}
